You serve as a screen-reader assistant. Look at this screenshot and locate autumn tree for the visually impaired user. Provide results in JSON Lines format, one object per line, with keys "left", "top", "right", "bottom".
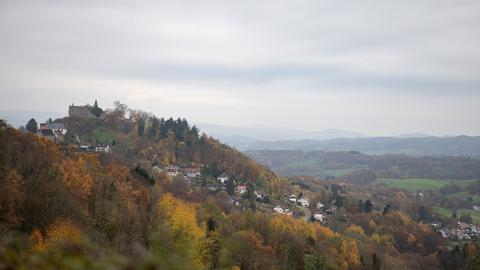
{"left": 226, "top": 230, "right": 275, "bottom": 270}
{"left": 153, "top": 193, "right": 203, "bottom": 247}
{"left": 202, "top": 217, "right": 221, "bottom": 269}
{"left": 0, "top": 169, "right": 24, "bottom": 226}
{"left": 112, "top": 101, "right": 128, "bottom": 120}
{"left": 59, "top": 157, "right": 93, "bottom": 214}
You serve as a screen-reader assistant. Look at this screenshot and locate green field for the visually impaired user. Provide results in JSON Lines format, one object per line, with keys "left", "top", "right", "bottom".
{"left": 434, "top": 206, "right": 480, "bottom": 223}
{"left": 273, "top": 162, "right": 367, "bottom": 177}
{"left": 83, "top": 127, "right": 118, "bottom": 143}
{"left": 379, "top": 178, "right": 478, "bottom": 192}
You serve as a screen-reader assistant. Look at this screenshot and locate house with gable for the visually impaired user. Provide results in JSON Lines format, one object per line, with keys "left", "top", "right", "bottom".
{"left": 274, "top": 205, "right": 284, "bottom": 214}
{"left": 183, "top": 168, "right": 201, "bottom": 178}
{"left": 164, "top": 165, "right": 180, "bottom": 177}
{"left": 217, "top": 173, "right": 229, "bottom": 184}
{"left": 313, "top": 210, "right": 326, "bottom": 222}
{"left": 298, "top": 197, "right": 310, "bottom": 207}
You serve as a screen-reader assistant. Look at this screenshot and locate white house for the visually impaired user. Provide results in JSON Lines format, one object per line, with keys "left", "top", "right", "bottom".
{"left": 473, "top": 206, "right": 480, "bottom": 211}
{"left": 298, "top": 197, "right": 310, "bottom": 207}
{"left": 79, "top": 144, "right": 91, "bottom": 151}
{"left": 313, "top": 210, "right": 325, "bottom": 222}
{"left": 316, "top": 202, "right": 324, "bottom": 209}
{"left": 274, "top": 205, "right": 284, "bottom": 214}
{"left": 183, "top": 168, "right": 201, "bottom": 178}
{"left": 289, "top": 194, "right": 297, "bottom": 203}
{"left": 95, "top": 143, "right": 110, "bottom": 153}
{"left": 217, "top": 173, "right": 229, "bottom": 184}
{"left": 40, "top": 122, "right": 67, "bottom": 135}
{"left": 165, "top": 165, "right": 180, "bottom": 177}
{"left": 255, "top": 191, "right": 265, "bottom": 199}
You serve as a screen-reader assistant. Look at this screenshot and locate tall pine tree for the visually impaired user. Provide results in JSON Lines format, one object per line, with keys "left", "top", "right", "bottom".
{"left": 26, "top": 118, "right": 38, "bottom": 134}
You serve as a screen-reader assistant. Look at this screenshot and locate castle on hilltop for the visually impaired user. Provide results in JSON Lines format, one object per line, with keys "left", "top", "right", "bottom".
{"left": 68, "top": 101, "right": 106, "bottom": 119}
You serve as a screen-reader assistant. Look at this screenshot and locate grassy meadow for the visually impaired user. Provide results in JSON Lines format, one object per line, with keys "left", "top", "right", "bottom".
{"left": 434, "top": 206, "right": 480, "bottom": 223}
{"left": 378, "top": 178, "right": 478, "bottom": 192}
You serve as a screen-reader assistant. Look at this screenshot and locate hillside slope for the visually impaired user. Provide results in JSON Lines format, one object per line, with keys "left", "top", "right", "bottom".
{"left": 59, "top": 115, "right": 279, "bottom": 187}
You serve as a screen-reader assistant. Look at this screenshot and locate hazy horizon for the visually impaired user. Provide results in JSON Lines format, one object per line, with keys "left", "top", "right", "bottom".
{"left": 1, "top": 0, "right": 480, "bottom": 136}
{"left": 1, "top": 108, "right": 478, "bottom": 139}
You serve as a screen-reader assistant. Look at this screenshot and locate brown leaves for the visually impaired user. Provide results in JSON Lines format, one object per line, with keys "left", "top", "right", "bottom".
{"left": 0, "top": 169, "right": 24, "bottom": 226}
{"left": 59, "top": 157, "right": 93, "bottom": 214}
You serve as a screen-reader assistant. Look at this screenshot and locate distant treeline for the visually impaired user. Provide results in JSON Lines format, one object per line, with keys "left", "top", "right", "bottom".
{"left": 246, "top": 150, "right": 480, "bottom": 180}
{"left": 236, "top": 136, "right": 480, "bottom": 157}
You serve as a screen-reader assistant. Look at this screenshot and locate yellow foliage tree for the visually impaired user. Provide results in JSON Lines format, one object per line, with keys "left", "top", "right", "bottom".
{"left": 339, "top": 239, "right": 361, "bottom": 270}
{"left": 59, "top": 157, "right": 93, "bottom": 213}
{"left": 45, "top": 218, "right": 83, "bottom": 245}
{"left": 30, "top": 219, "right": 83, "bottom": 251}
{"left": 0, "top": 169, "right": 24, "bottom": 226}
{"left": 155, "top": 193, "right": 204, "bottom": 241}
{"left": 346, "top": 224, "right": 366, "bottom": 236}
{"left": 106, "top": 165, "right": 141, "bottom": 213}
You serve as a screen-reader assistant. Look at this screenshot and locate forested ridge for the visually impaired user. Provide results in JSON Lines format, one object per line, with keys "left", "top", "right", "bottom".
{"left": 0, "top": 116, "right": 362, "bottom": 269}
{"left": 2, "top": 104, "right": 480, "bottom": 270}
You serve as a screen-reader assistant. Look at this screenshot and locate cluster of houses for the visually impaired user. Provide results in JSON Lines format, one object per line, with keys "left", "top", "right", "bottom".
{"left": 78, "top": 142, "right": 111, "bottom": 153}
{"left": 273, "top": 194, "right": 311, "bottom": 216}
{"left": 272, "top": 195, "right": 338, "bottom": 223}
{"left": 272, "top": 199, "right": 330, "bottom": 222}
{"left": 34, "top": 121, "right": 112, "bottom": 154}
{"left": 37, "top": 122, "right": 67, "bottom": 142}
{"left": 433, "top": 222, "right": 479, "bottom": 241}
{"left": 153, "top": 166, "right": 261, "bottom": 199}
{"left": 155, "top": 165, "right": 202, "bottom": 179}
{"left": 273, "top": 205, "right": 293, "bottom": 215}
{"left": 412, "top": 191, "right": 425, "bottom": 199}
{"left": 289, "top": 194, "right": 310, "bottom": 207}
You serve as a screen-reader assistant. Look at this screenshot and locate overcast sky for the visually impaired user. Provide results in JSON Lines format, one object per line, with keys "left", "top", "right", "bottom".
{"left": 1, "top": 0, "right": 479, "bottom": 136}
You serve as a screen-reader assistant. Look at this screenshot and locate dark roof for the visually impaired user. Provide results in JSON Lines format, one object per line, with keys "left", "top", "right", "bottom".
{"left": 40, "top": 129, "right": 54, "bottom": 136}
{"left": 48, "top": 123, "right": 65, "bottom": 129}
{"left": 96, "top": 143, "right": 109, "bottom": 147}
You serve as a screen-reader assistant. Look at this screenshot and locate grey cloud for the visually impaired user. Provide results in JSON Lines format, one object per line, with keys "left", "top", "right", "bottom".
{"left": 0, "top": 0, "right": 480, "bottom": 135}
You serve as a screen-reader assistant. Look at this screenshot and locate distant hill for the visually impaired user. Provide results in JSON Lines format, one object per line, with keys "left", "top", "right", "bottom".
{"left": 395, "top": 133, "right": 433, "bottom": 138}
{"left": 246, "top": 149, "right": 480, "bottom": 179}
{"left": 234, "top": 136, "right": 480, "bottom": 157}
{"left": 0, "top": 110, "right": 66, "bottom": 127}
{"left": 196, "top": 123, "right": 367, "bottom": 143}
